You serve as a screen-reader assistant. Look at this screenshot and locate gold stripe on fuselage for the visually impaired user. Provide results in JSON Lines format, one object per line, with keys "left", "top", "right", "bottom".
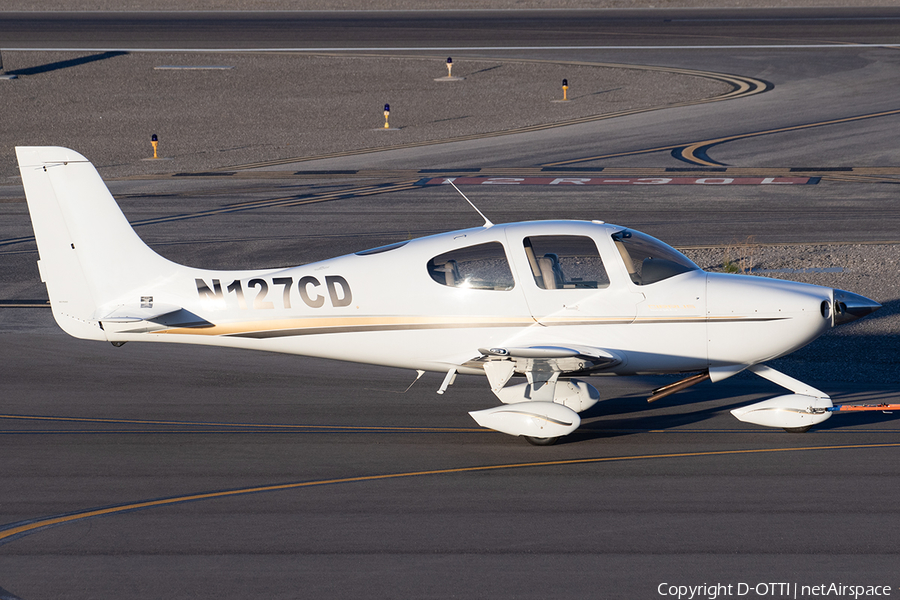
{"left": 153, "top": 314, "right": 788, "bottom": 339}
{"left": 160, "top": 315, "right": 537, "bottom": 337}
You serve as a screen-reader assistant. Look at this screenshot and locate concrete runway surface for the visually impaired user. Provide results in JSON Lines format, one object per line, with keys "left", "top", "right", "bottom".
{"left": 1, "top": 9, "right": 899, "bottom": 600}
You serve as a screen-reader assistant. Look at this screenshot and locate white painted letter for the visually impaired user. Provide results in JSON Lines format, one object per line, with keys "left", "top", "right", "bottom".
{"left": 549, "top": 178, "right": 591, "bottom": 185}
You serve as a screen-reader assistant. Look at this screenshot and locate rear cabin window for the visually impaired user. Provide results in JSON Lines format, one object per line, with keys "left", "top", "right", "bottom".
{"left": 523, "top": 235, "right": 610, "bottom": 290}
{"left": 427, "top": 242, "right": 515, "bottom": 290}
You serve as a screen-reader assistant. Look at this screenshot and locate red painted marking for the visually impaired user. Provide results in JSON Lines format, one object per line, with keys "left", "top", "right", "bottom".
{"left": 832, "top": 404, "right": 900, "bottom": 412}
{"left": 422, "top": 176, "right": 813, "bottom": 186}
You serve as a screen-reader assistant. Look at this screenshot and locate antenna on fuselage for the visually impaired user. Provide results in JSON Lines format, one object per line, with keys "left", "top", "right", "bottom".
{"left": 446, "top": 179, "right": 493, "bottom": 228}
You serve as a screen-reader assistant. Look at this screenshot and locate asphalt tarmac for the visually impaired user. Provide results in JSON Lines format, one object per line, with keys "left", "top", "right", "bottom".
{"left": 3, "top": 8, "right": 900, "bottom": 50}
{"left": 1, "top": 10, "right": 899, "bottom": 600}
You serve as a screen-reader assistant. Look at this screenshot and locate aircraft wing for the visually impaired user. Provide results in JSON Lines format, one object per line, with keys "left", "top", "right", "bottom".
{"left": 469, "top": 344, "right": 622, "bottom": 394}
{"left": 478, "top": 344, "right": 620, "bottom": 370}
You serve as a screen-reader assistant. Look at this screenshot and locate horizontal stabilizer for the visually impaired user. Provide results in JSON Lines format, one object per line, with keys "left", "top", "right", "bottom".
{"left": 100, "top": 307, "right": 213, "bottom": 334}
{"left": 100, "top": 303, "right": 184, "bottom": 323}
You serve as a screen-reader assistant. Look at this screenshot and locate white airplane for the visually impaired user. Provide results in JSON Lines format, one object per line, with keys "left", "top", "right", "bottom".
{"left": 17, "top": 146, "right": 884, "bottom": 444}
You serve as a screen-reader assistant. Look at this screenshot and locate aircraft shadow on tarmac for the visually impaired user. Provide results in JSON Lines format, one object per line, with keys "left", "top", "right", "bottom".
{"left": 564, "top": 331, "right": 900, "bottom": 444}
{"left": 569, "top": 390, "right": 900, "bottom": 444}
{"left": 5, "top": 51, "right": 127, "bottom": 77}
{"left": 570, "top": 388, "right": 768, "bottom": 442}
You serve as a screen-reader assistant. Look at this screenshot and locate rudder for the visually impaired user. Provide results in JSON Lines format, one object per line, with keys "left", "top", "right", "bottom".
{"left": 17, "top": 146, "right": 177, "bottom": 340}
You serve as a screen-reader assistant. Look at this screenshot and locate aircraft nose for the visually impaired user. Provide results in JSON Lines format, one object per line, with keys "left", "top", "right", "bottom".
{"left": 832, "top": 289, "right": 881, "bottom": 326}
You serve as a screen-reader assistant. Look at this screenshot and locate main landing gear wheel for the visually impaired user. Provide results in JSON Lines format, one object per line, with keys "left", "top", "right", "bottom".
{"left": 783, "top": 426, "right": 812, "bottom": 433}
{"left": 524, "top": 436, "right": 560, "bottom": 446}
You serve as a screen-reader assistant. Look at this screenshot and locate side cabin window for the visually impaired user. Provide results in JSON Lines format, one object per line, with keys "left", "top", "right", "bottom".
{"left": 427, "top": 242, "right": 515, "bottom": 290}
{"left": 612, "top": 229, "right": 700, "bottom": 285}
{"left": 523, "top": 235, "right": 610, "bottom": 290}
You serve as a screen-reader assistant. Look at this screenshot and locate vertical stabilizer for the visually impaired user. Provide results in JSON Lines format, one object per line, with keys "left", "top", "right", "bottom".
{"left": 16, "top": 147, "right": 177, "bottom": 340}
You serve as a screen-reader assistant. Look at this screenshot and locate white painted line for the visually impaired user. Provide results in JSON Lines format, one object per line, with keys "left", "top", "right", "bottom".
{"left": 3, "top": 44, "right": 900, "bottom": 53}
{"left": 154, "top": 65, "right": 234, "bottom": 70}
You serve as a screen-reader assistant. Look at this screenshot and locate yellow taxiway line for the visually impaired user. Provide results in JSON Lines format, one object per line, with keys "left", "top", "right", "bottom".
{"left": 3, "top": 442, "right": 899, "bottom": 545}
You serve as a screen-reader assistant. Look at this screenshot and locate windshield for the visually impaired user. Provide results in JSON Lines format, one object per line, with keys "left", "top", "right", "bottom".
{"left": 611, "top": 230, "right": 700, "bottom": 285}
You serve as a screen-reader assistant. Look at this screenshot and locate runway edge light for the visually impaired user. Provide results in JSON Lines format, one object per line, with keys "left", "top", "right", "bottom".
{"left": 435, "top": 57, "right": 463, "bottom": 82}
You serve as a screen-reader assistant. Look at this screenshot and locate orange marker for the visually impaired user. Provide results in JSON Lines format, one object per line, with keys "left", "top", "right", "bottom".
{"left": 830, "top": 404, "right": 900, "bottom": 412}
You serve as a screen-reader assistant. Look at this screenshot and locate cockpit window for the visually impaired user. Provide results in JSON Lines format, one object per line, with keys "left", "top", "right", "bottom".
{"left": 523, "top": 235, "right": 610, "bottom": 290}
{"left": 612, "top": 230, "right": 699, "bottom": 285}
{"left": 427, "top": 242, "right": 515, "bottom": 290}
